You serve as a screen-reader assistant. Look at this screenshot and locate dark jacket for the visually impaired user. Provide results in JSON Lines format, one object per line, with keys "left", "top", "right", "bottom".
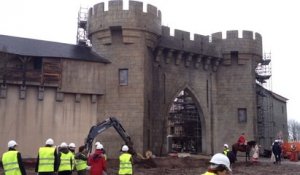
{"left": 75, "top": 152, "right": 87, "bottom": 161}
{"left": 272, "top": 142, "right": 282, "bottom": 155}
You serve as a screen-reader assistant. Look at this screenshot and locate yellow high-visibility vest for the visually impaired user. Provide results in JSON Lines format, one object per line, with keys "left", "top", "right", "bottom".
{"left": 202, "top": 172, "right": 216, "bottom": 175}
{"left": 70, "top": 152, "right": 75, "bottom": 170}
{"left": 38, "top": 147, "right": 56, "bottom": 172}
{"left": 2, "top": 151, "right": 21, "bottom": 175}
{"left": 75, "top": 156, "right": 87, "bottom": 171}
{"left": 58, "top": 152, "right": 73, "bottom": 171}
{"left": 223, "top": 148, "right": 229, "bottom": 156}
{"left": 118, "top": 153, "right": 132, "bottom": 175}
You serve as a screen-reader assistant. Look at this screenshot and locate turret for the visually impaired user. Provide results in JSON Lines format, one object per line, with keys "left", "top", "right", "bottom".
{"left": 85, "top": 0, "right": 162, "bottom": 157}
{"left": 213, "top": 30, "right": 263, "bottom": 149}
{"left": 211, "top": 30, "right": 262, "bottom": 65}
{"left": 87, "top": 0, "right": 161, "bottom": 49}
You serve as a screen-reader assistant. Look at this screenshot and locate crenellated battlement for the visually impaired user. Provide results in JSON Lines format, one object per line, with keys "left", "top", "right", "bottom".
{"left": 91, "top": 0, "right": 161, "bottom": 17}
{"left": 87, "top": 0, "right": 262, "bottom": 67}
{"left": 88, "top": 0, "right": 161, "bottom": 37}
{"left": 211, "top": 30, "right": 261, "bottom": 41}
{"left": 160, "top": 26, "right": 211, "bottom": 55}
{"left": 159, "top": 28, "right": 263, "bottom": 62}
{"left": 212, "top": 30, "right": 262, "bottom": 60}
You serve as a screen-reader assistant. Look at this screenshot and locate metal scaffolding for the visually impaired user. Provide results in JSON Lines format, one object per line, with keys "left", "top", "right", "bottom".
{"left": 256, "top": 52, "right": 274, "bottom": 150}
{"left": 76, "top": 7, "right": 90, "bottom": 46}
{"left": 167, "top": 89, "right": 202, "bottom": 153}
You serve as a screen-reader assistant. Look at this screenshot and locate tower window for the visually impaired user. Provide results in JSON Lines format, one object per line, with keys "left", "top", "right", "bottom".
{"left": 119, "top": 69, "right": 128, "bottom": 86}
{"left": 231, "top": 51, "right": 239, "bottom": 60}
{"left": 238, "top": 108, "right": 247, "bottom": 123}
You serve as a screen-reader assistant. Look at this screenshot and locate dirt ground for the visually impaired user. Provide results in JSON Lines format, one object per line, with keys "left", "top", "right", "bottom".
{"left": 2, "top": 155, "right": 300, "bottom": 175}
{"left": 111, "top": 156, "right": 300, "bottom": 175}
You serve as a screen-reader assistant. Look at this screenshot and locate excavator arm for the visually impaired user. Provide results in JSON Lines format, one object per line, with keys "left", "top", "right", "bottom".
{"left": 84, "top": 117, "right": 156, "bottom": 168}
{"left": 85, "top": 117, "right": 135, "bottom": 155}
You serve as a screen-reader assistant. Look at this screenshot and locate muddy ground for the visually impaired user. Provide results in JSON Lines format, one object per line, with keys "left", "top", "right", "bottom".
{"left": 2, "top": 156, "right": 300, "bottom": 175}
{"left": 108, "top": 156, "right": 300, "bottom": 175}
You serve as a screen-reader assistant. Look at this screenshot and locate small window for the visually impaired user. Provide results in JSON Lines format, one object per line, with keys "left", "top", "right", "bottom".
{"left": 33, "top": 57, "right": 43, "bottom": 70}
{"left": 238, "top": 108, "right": 247, "bottom": 123}
{"left": 170, "top": 126, "right": 174, "bottom": 135}
{"left": 119, "top": 69, "right": 128, "bottom": 86}
{"left": 231, "top": 51, "right": 239, "bottom": 59}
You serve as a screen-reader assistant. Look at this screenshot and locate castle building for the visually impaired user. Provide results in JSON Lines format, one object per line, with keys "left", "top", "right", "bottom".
{"left": 0, "top": 0, "right": 287, "bottom": 158}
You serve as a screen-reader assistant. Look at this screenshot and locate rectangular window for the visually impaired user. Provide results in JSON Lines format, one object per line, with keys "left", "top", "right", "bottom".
{"left": 119, "top": 69, "right": 128, "bottom": 86}
{"left": 33, "top": 57, "right": 43, "bottom": 70}
{"left": 238, "top": 108, "right": 247, "bottom": 123}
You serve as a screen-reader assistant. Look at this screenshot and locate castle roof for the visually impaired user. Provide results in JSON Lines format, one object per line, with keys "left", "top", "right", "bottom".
{"left": 0, "top": 34, "right": 110, "bottom": 63}
{"left": 256, "top": 84, "right": 288, "bottom": 102}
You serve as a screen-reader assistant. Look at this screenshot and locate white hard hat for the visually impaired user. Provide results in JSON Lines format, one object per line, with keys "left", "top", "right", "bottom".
{"left": 45, "top": 138, "right": 54, "bottom": 145}
{"left": 60, "top": 142, "right": 68, "bottom": 148}
{"left": 122, "top": 145, "right": 129, "bottom": 152}
{"left": 69, "top": 143, "right": 76, "bottom": 148}
{"left": 96, "top": 143, "right": 104, "bottom": 150}
{"left": 224, "top": 144, "right": 229, "bottom": 148}
{"left": 210, "top": 153, "right": 231, "bottom": 172}
{"left": 95, "top": 141, "right": 101, "bottom": 146}
{"left": 8, "top": 140, "right": 17, "bottom": 148}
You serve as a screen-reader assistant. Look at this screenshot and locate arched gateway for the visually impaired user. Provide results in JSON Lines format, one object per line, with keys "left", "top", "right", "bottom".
{"left": 167, "top": 88, "right": 203, "bottom": 154}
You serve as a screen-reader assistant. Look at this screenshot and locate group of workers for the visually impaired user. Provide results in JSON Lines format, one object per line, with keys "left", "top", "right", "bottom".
{"left": 1, "top": 139, "right": 133, "bottom": 175}
{"left": 2, "top": 133, "right": 260, "bottom": 175}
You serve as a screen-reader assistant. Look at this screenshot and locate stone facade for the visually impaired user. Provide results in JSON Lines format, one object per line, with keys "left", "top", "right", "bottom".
{"left": 0, "top": 0, "right": 287, "bottom": 158}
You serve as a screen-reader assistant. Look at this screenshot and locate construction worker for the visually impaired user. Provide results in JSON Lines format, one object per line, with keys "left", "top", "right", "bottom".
{"left": 35, "top": 138, "right": 58, "bottom": 175}
{"left": 88, "top": 143, "right": 107, "bottom": 175}
{"left": 75, "top": 145, "right": 88, "bottom": 175}
{"left": 95, "top": 142, "right": 107, "bottom": 160}
{"left": 57, "top": 142, "right": 73, "bottom": 175}
{"left": 68, "top": 143, "right": 76, "bottom": 154}
{"left": 68, "top": 143, "right": 76, "bottom": 170}
{"left": 223, "top": 144, "right": 229, "bottom": 156}
{"left": 118, "top": 145, "right": 133, "bottom": 175}
{"left": 95, "top": 141, "right": 101, "bottom": 147}
{"left": 202, "top": 153, "right": 232, "bottom": 175}
{"left": 1, "top": 140, "right": 26, "bottom": 175}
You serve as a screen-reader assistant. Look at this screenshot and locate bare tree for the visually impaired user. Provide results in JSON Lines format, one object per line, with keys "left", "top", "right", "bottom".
{"left": 288, "top": 119, "right": 300, "bottom": 141}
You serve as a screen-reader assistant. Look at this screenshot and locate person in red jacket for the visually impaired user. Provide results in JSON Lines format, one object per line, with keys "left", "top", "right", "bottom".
{"left": 237, "top": 133, "right": 247, "bottom": 146}
{"left": 88, "top": 144, "right": 107, "bottom": 175}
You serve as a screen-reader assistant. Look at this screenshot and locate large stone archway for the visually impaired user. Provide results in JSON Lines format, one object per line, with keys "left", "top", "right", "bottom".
{"left": 166, "top": 88, "right": 204, "bottom": 153}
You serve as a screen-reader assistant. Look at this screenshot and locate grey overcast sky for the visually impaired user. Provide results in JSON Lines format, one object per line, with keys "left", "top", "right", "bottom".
{"left": 0, "top": 0, "right": 299, "bottom": 122}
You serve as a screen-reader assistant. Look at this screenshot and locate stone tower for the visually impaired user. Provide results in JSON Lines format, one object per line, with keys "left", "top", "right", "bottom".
{"left": 87, "top": 1, "right": 162, "bottom": 155}
{"left": 212, "top": 31, "right": 262, "bottom": 151}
